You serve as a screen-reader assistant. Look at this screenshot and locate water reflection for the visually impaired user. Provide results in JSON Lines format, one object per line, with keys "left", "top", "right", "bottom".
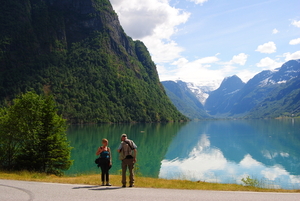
{"left": 65, "top": 119, "right": 300, "bottom": 189}
{"left": 65, "top": 122, "right": 187, "bottom": 177}
{"left": 159, "top": 120, "right": 300, "bottom": 189}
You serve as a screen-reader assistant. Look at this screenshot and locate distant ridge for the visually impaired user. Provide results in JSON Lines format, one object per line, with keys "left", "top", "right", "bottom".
{"left": 162, "top": 59, "right": 300, "bottom": 119}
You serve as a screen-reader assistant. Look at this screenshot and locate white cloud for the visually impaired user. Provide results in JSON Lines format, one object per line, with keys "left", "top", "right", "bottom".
{"left": 240, "top": 154, "right": 262, "bottom": 167}
{"left": 289, "top": 38, "right": 300, "bottom": 45}
{"left": 158, "top": 56, "right": 225, "bottom": 83}
{"left": 206, "top": 53, "right": 250, "bottom": 82}
{"left": 255, "top": 41, "right": 277, "bottom": 54}
{"left": 280, "top": 152, "right": 289, "bottom": 157}
{"left": 262, "top": 150, "right": 278, "bottom": 159}
{"left": 196, "top": 56, "right": 220, "bottom": 64}
{"left": 230, "top": 53, "right": 248, "bottom": 65}
{"left": 188, "top": 0, "right": 209, "bottom": 5}
{"left": 171, "top": 57, "right": 188, "bottom": 66}
{"left": 110, "top": 0, "right": 190, "bottom": 39}
{"left": 261, "top": 166, "right": 289, "bottom": 181}
{"left": 272, "top": 29, "right": 279, "bottom": 34}
{"left": 143, "top": 38, "right": 184, "bottom": 63}
{"left": 158, "top": 53, "right": 251, "bottom": 84}
{"left": 283, "top": 51, "right": 300, "bottom": 61}
{"left": 110, "top": 0, "right": 190, "bottom": 63}
{"left": 171, "top": 56, "right": 219, "bottom": 70}
{"left": 256, "top": 57, "right": 283, "bottom": 70}
{"left": 291, "top": 20, "right": 300, "bottom": 28}
{"left": 236, "top": 70, "right": 258, "bottom": 83}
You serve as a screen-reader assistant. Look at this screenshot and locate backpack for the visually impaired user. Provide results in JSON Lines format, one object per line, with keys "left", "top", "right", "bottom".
{"left": 100, "top": 150, "right": 110, "bottom": 159}
{"left": 119, "top": 140, "right": 134, "bottom": 160}
{"left": 95, "top": 147, "right": 111, "bottom": 167}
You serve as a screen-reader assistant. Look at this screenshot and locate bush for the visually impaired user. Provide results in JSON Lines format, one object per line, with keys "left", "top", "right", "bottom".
{"left": 241, "top": 176, "right": 260, "bottom": 187}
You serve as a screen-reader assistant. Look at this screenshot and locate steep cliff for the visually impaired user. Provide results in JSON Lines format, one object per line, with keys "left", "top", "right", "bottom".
{"left": 0, "top": 0, "right": 187, "bottom": 123}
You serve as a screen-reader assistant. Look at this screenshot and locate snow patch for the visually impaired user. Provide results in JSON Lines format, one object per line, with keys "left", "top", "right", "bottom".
{"left": 227, "top": 89, "right": 240, "bottom": 95}
{"left": 277, "top": 80, "right": 287, "bottom": 84}
{"left": 259, "top": 77, "right": 271, "bottom": 87}
{"left": 185, "top": 80, "right": 221, "bottom": 105}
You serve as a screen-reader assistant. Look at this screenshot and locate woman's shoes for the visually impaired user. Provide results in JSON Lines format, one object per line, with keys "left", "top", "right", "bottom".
{"left": 101, "top": 182, "right": 112, "bottom": 186}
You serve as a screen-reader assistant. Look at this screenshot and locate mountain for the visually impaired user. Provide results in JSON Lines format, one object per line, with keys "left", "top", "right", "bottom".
{"left": 205, "top": 75, "right": 245, "bottom": 116}
{"left": 0, "top": 0, "right": 188, "bottom": 123}
{"left": 204, "top": 59, "right": 300, "bottom": 118}
{"left": 227, "top": 60, "right": 300, "bottom": 117}
{"left": 185, "top": 81, "right": 219, "bottom": 105}
{"left": 162, "top": 59, "right": 300, "bottom": 119}
{"left": 162, "top": 80, "right": 211, "bottom": 119}
{"left": 247, "top": 75, "right": 300, "bottom": 118}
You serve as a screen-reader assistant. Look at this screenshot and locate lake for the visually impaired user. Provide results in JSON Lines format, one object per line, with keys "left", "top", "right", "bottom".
{"left": 65, "top": 119, "right": 300, "bottom": 189}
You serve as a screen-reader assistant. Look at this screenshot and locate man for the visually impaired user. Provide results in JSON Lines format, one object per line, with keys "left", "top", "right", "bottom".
{"left": 117, "top": 134, "right": 137, "bottom": 187}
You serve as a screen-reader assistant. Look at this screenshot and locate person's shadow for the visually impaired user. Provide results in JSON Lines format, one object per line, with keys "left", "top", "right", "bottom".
{"left": 73, "top": 186, "right": 123, "bottom": 191}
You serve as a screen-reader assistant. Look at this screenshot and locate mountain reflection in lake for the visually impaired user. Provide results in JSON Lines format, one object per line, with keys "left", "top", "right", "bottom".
{"left": 159, "top": 119, "right": 300, "bottom": 189}
{"left": 65, "top": 119, "right": 300, "bottom": 189}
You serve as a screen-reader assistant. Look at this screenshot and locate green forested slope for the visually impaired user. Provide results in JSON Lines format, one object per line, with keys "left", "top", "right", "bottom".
{"left": 247, "top": 76, "right": 300, "bottom": 118}
{"left": 0, "top": 0, "right": 187, "bottom": 123}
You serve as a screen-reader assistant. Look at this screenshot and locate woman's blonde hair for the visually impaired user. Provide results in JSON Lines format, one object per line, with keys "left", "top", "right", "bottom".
{"left": 102, "top": 138, "right": 108, "bottom": 143}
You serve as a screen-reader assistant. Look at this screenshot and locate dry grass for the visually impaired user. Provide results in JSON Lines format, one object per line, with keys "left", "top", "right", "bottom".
{"left": 0, "top": 171, "right": 299, "bottom": 193}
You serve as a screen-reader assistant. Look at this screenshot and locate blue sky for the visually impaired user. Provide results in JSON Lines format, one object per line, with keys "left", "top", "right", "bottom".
{"left": 110, "top": 0, "right": 300, "bottom": 87}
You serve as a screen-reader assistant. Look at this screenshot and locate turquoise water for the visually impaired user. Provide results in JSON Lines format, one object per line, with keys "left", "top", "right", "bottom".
{"left": 65, "top": 119, "right": 300, "bottom": 189}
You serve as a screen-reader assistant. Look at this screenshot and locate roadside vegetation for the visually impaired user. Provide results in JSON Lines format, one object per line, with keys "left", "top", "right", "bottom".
{"left": 0, "top": 171, "right": 299, "bottom": 193}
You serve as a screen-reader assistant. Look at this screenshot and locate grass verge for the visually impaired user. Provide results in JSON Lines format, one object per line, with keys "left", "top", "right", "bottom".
{"left": 0, "top": 171, "right": 299, "bottom": 193}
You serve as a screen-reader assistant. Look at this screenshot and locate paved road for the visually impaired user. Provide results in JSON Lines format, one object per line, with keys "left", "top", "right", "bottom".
{"left": 1, "top": 179, "right": 299, "bottom": 201}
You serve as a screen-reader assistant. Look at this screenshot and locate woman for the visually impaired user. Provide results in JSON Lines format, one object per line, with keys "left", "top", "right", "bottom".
{"left": 96, "top": 138, "right": 112, "bottom": 186}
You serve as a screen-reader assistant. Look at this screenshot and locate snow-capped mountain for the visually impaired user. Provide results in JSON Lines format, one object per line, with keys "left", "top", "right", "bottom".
{"left": 161, "top": 80, "right": 211, "bottom": 119}
{"left": 162, "top": 59, "right": 300, "bottom": 119}
{"left": 209, "top": 59, "right": 300, "bottom": 117}
{"left": 184, "top": 80, "right": 222, "bottom": 105}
